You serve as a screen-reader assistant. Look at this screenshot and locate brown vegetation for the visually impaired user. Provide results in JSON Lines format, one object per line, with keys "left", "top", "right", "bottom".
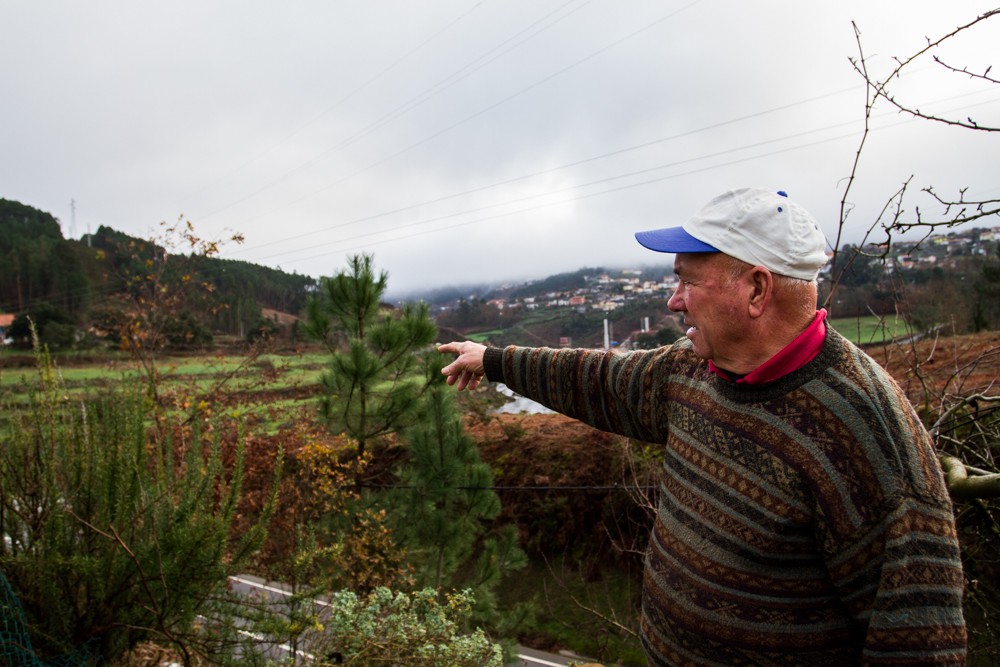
{"left": 869, "top": 330, "right": 1000, "bottom": 406}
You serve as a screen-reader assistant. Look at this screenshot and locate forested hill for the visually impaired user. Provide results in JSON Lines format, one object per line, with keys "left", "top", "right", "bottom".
{"left": 0, "top": 198, "right": 316, "bottom": 349}
{"left": 4, "top": 196, "right": 998, "bottom": 352}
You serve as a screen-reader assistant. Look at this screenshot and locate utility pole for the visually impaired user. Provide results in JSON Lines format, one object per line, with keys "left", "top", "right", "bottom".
{"left": 70, "top": 199, "right": 76, "bottom": 239}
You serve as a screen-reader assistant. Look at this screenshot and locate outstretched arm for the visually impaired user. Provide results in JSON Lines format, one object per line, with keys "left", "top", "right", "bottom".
{"left": 438, "top": 341, "right": 487, "bottom": 391}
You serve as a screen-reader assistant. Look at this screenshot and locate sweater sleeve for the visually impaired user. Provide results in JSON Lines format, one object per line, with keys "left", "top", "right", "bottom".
{"left": 486, "top": 344, "right": 665, "bottom": 442}
{"left": 822, "top": 494, "right": 966, "bottom": 664}
{"left": 812, "top": 354, "right": 967, "bottom": 663}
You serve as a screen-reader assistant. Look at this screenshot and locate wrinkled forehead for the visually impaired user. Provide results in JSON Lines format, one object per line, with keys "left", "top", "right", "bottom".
{"left": 673, "top": 251, "right": 724, "bottom": 274}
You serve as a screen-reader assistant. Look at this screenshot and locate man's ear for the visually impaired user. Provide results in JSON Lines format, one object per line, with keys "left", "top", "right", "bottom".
{"left": 747, "top": 266, "right": 773, "bottom": 318}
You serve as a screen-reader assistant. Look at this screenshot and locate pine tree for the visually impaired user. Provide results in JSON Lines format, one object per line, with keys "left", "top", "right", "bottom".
{"left": 396, "top": 384, "right": 503, "bottom": 589}
{"left": 393, "top": 374, "right": 528, "bottom": 647}
{"left": 303, "top": 254, "right": 437, "bottom": 457}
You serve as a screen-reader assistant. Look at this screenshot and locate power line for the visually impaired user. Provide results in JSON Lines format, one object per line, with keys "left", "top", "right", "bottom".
{"left": 243, "top": 90, "right": 1000, "bottom": 269}
{"left": 193, "top": 0, "right": 705, "bottom": 227}
{"left": 184, "top": 1, "right": 491, "bottom": 204}
{"left": 231, "top": 82, "right": 863, "bottom": 257}
{"left": 240, "top": 118, "right": 877, "bottom": 265}
{"left": 274, "top": 130, "right": 864, "bottom": 269}
{"left": 4, "top": 88, "right": 996, "bottom": 315}
{"left": 222, "top": 76, "right": 996, "bottom": 266}
{"left": 192, "top": 0, "right": 595, "bottom": 222}
{"left": 0, "top": 85, "right": 853, "bottom": 315}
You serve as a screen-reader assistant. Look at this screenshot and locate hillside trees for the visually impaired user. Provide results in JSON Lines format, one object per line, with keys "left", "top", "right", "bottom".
{"left": 7, "top": 301, "right": 78, "bottom": 350}
{"left": 0, "top": 199, "right": 91, "bottom": 344}
{"left": 435, "top": 298, "right": 505, "bottom": 331}
{"left": 0, "top": 201, "right": 318, "bottom": 349}
{"left": 209, "top": 258, "right": 314, "bottom": 314}
{"left": 92, "top": 224, "right": 319, "bottom": 345}
{"left": 0, "top": 199, "right": 67, "bottom": 311}
{"left": 971, "top": 243, "right": 1000, "bottom": 331}
{"left": 206, "top": 258, "right": 316, "bottom": 337}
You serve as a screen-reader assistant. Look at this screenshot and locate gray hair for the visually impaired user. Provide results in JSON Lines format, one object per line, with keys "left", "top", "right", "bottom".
{"left": 717, "top": 254, "right": 817, "bottom": 309}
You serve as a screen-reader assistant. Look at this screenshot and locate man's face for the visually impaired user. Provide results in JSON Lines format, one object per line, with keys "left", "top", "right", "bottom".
{"left": 667, "top": 253, "right": 749, "bottom": 366}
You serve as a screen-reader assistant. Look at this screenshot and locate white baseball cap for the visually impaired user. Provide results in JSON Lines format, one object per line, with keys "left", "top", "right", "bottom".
{"left": 634, "top": 188, "right": 829, "bottom": 281}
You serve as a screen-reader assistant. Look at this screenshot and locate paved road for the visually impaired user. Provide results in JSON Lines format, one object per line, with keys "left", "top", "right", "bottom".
{"left": 228, "top": 574, "right": 589, "bottom": 666}
{"left": 515, "top": 644, "right": 593, "bottom": 667}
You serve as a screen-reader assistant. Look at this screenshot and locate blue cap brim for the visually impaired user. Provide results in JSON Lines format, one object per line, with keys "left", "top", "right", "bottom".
{"left": 634, "top": 226, "right": 718, "bottom": 254}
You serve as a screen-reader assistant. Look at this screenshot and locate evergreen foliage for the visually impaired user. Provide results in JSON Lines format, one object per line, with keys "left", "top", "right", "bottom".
{"left": 395, "top": 382, "right": 503, "bottom": 589}
{"left": 0, "top": 201, "right": 317, "bottom": 347}
{"left": 632, "top": 324, "right": 684, "bottom": 350}
{"left": 393, "top": 379, "right": 529, "bottom": 647}
{"left": 302, "top": 253, "right": 527, "bottom": 653}
{"left": 434, "top": 297, "right": 503, "bottom": 330}
{"left": 971, "top": 241, "right": 1000, "bottom": 331}
{"left": 207, "top": 257, "right": 314, "bottom": 319}
{"left": 303, "top": 254, "right": 437, "bottom": 456}
{"left": 0, "top": 199, "right": 90, "bottom": 322}
{"left": 0, "top": 340, "right": 279, "bottom": 665}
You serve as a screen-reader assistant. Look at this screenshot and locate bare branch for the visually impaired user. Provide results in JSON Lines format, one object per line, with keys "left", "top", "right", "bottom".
{"left": 933, "top": 55, "right": 1000, "bottom": 85}
{"left": 567, "top": 592, "right": 640, "bottom": 640}
{"left": 856, "top": 9, "right": 1000, "bottom": 132}
{"left": 932, "top": 392, "right": 1000, "bottom": 436}
{"left": 829, "top": 21, "right": 878, "bottom": 297}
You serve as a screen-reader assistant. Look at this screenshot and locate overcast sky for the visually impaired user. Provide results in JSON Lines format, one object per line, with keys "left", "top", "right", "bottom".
{"left": 3, "top": 1, "right": 998, "bottom": 297}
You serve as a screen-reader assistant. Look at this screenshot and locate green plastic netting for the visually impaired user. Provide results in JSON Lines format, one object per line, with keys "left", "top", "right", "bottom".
{"left": 0, "top": 569, "right": 91, "bottom": 667}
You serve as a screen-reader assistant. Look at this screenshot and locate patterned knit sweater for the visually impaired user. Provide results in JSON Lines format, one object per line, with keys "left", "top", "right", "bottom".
{"left": 483, "top": 327, "right": 967, "bottom": 666}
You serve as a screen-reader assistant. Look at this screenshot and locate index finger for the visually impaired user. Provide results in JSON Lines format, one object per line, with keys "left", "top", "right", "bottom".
{"left": 437, "top": 342, "right": 461, "bottom": 355}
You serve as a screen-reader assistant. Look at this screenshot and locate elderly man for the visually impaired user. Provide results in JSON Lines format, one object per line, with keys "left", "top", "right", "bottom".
{"left": 439, "top": 188, "right": 967, "bottom": 665}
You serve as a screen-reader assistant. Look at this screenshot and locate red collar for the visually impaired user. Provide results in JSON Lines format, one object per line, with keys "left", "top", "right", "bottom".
{"left": 709, "top": 309, "right": 828, "bottom": 385}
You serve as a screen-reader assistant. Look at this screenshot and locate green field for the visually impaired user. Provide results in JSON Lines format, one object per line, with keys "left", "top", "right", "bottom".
{"left": 827, "top": 314, "right": 909, "bottom": 346}
{"left": 0, "top": 351, "right": 330, "bottom": 421}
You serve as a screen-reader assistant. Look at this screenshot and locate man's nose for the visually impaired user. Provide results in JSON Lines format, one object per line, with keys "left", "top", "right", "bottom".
{"left": 667, "top": 288, "right": 684, "bottom": 312}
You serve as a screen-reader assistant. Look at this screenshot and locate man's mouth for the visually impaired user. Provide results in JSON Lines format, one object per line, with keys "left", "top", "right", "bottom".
{"left": 686, "top": 325, "right": 698, "bottom": 337}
